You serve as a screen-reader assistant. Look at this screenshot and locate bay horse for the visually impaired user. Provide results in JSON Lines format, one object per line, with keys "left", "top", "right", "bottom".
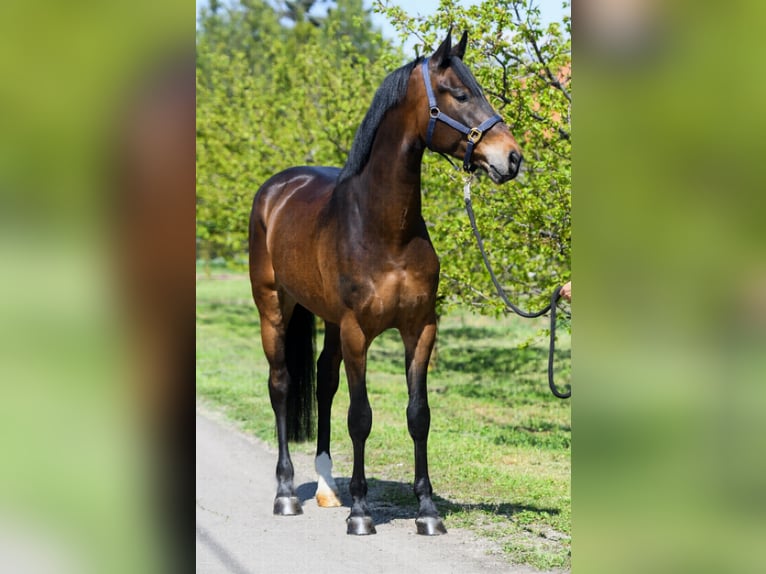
{"left": 248, "top": 30, "right": 522, "bottom": 536}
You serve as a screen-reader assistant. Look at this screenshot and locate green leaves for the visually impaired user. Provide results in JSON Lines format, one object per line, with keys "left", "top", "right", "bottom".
{"left": 196, "top": 1, "right": 392, "bottom": 261}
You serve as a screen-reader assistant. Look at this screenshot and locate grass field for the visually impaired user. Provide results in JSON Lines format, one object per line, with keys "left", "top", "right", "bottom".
{"left": 196, "top": 273, "right": 571, "bottom": 570}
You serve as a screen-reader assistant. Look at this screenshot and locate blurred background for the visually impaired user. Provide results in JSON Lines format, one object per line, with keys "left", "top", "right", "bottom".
{"left": 574, "top": 0, "right": 766, "bottom": 572}
{"left": 0, "top": 1, "right": 191, "bottom": 573}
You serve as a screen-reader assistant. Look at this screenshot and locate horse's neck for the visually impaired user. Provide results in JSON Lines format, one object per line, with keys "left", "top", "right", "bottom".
{"left": 350, "top": 108, "right": 426, "bottom": 241}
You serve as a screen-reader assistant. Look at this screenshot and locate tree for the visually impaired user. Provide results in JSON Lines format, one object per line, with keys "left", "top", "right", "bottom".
{"left": 196, "top": 0, "right": 283, "bottom": 80}
{"left": 196, "top": 0, "right": 394, "bottom": 262}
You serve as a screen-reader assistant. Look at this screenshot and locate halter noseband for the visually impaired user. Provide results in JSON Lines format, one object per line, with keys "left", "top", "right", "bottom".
{"left": 421, "top": 57, "right": 503, "bottom": 172}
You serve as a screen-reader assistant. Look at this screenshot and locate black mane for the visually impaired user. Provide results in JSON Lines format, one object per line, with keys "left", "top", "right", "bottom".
{"left": 337, "top": 58, "right": 421, "bottom": 183}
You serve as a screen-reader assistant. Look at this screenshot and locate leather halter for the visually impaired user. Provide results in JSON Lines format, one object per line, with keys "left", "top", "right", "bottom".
{"left": 421, "top": 57, "right": 503, "bottom": 171}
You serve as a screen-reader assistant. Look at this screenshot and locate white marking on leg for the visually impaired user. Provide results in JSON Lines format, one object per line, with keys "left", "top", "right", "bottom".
{"left": 315, "top": 452, "right": 341, "bottom": 507}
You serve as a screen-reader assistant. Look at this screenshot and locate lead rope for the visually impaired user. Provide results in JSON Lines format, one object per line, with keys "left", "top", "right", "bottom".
{"left": 462, "top": 176, "right": 571, "bottom": 399}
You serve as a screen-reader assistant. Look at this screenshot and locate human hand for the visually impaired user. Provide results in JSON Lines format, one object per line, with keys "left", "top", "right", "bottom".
{"left": 559, "top": 281, "right": 571, "bottom": 302}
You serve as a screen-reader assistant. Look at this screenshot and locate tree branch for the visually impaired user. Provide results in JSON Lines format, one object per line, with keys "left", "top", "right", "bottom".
{"left": 527, "top": 111, "right": 571, "bottom": 141}
{"left": 441, "top": 273, "right": 496, "bottom": 305}
{"left": 512, "top": 1, "right": 571, "bottom": 103}
{"left": 486, "top": 90, "right": 571, "bottom": 142}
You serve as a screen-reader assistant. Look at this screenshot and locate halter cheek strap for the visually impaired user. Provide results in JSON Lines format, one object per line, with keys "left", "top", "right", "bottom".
{"left": 421, "top": 57, "right": 503, "bottom": 171}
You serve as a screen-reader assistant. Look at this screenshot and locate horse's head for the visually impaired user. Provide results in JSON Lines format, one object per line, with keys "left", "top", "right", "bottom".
{"left": 418, "top": 30, "right": 523, "bottom": 183}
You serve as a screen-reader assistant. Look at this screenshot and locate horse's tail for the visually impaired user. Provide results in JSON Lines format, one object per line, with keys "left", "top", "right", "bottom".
{"left": 285, "top": 304, "right": 316, "bottom": 442}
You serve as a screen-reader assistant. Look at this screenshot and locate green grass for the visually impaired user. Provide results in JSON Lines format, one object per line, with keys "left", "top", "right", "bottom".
{"left": 196, "top": 274, "right": 571, "bottom": 571}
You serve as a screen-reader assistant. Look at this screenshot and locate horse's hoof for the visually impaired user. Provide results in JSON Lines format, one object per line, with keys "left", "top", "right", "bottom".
{"left": 346, "top": 515, "right": 376, "bottom": 535}
{"left": 273, "top": 496, "right": 302, "bottom": 516}
{"left": 316, "top": 490, "right": 342, "bottom": 508}
{"left": 415, "top": 516, "right": 447, "bottom": 536}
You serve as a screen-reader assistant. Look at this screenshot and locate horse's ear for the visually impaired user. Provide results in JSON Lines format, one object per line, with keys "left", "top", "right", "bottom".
{"left": 433, "top": 28, "right": 453, "bottom": 68}
{"left": 451, "top": 31, "right": 468, "bottom": 60}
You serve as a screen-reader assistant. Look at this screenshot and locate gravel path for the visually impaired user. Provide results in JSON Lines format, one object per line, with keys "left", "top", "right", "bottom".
{"left": 196, "top": 406, "right": 556, "bottom": 574}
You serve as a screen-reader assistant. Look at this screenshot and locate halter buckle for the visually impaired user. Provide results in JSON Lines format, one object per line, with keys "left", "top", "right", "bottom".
{"left": 429, "top": 106, "right": 440, "bottom": 118}
{"left": 467, "top": 128, "right": 482, "bottom": 144}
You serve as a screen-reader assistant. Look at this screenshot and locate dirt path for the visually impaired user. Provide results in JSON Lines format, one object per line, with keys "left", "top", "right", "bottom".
{"left": 196, "top": 405, "right": 554, "bottom": 574}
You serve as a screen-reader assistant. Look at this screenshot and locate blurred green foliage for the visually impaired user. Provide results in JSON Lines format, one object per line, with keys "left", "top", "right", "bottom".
{"left": 0, "top": 2, "right": 189, "bottom": 573}
{"left": 575, "top": 2, "right": 766, "bottom": 573}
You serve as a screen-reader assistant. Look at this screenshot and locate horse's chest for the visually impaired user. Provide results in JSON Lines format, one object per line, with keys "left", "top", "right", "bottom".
{"left": 342, "top": 252, "right": 438, "bottom": 325}
{"left": 379, "top": 268, "right": 435, "bottom": 310}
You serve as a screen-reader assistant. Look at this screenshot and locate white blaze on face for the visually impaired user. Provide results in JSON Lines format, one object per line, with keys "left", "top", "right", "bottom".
{"left": 315, "top": 452, "right": 341, "bottom": 507}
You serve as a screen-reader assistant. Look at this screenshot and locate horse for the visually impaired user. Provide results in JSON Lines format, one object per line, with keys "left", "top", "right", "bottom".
{"left": 248, "top": 30, "right": 523, "bottom": 536}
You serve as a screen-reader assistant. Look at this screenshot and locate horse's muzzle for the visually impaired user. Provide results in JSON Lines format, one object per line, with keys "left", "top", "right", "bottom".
{"left": 508, "top": 150, "right": 523, "bottom": 179}
{"left": 488, "top": 150, "right": 523, "bottom": 184}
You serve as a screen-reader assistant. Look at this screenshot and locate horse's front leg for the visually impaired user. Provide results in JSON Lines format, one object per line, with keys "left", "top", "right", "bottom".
{"left": 402, "top": 319, "right": 447, "bottom": 535}
{"left": 315, "top": 321, "right": 342, "bottom": 507}
{"left": 340, "top": 318, "right": 375, "bottom": 535}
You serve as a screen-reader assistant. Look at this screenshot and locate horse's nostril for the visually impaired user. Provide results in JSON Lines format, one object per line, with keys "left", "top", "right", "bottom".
{"left": 509, "top": 150, "right": 523, "bottom": 167}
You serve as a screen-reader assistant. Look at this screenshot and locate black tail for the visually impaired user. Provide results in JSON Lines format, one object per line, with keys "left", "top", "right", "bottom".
{"left": 284, "top": 304, "right": 316, "bottom": 442}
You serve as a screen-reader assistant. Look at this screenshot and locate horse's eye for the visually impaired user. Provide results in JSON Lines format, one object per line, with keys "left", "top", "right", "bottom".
{"left": 454, "top": 92, "right": 469, "bottom": 103}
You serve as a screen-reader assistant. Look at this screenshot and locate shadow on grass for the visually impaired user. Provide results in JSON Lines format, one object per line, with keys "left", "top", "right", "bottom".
{"left": 440, "top": 325, "right": 511, "bottom": 342}
{"left": 367, "top": 325, "right": 571, "bottom": 388}
{"left": 294, "top": 476, "right": 559, "bottom": 528}
{"left": 438, "top": 344, "right": 570, "bottom": 378}
{"left": 492, "top": 422, "right": 572, "bottom": 450}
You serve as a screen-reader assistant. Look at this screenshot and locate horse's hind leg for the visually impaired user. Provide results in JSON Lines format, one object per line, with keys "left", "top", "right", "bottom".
{"left": 315, "top": 321, "right": 342, "bottom": 508}
{"left": 402, "top": 320, "right": 447, "bottom": 535}
{"left": 250, "top": 200, "right": 306, "bottom": 515}
{"left": 257, "top": 294, "right": 303, "bottom": 515}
